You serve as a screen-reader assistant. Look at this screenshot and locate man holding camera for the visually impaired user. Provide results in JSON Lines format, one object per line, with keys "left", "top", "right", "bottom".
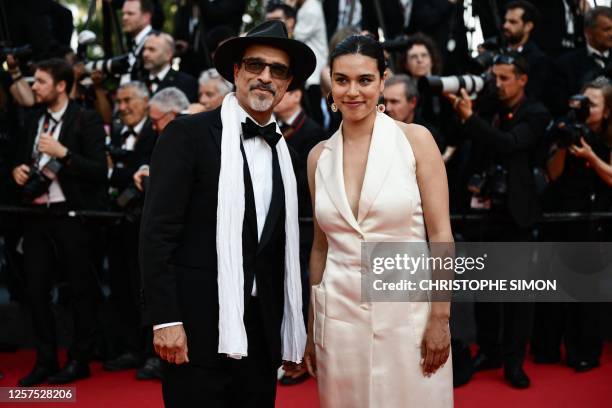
{"left": 103, "top": 81, "right": 157, "bottom": 375}
{"left": 12, "top": 58, "right": 107, "bottom": 386}
{"left": 447, "top": 52, "right": 551, "bottom": 389}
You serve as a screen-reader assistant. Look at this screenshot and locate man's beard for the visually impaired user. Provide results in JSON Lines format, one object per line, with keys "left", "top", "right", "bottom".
{"left": 504, "top": 30, "right": 523, "bottom": 46}
{"left": 247, "top": 84, "right": 277, "bottom": 112}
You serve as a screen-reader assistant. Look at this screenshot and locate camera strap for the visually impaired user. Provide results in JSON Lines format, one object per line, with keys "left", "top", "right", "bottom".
{"left": 32, "top": 111, "right": 64, "bottom": 166}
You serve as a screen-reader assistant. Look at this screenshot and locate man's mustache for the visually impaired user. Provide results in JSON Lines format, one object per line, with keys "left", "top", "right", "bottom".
{"left": 250, "top": 83, "right": 276, "bottom": 96}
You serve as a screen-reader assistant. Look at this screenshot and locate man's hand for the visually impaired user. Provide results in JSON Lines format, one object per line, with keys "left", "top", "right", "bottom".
{"left": 153, "top": 325, "right": 189, "bottom": 365}
{"left": 37, "top": 134, "right": 68, "bottom": 158}
{"left": 12, "top": 164, "right": 30, "bottom": 186}
{"left": 445, "top": 88, "right": 474, "bottom": 121}
{"left": 420, "top": 314, "right": 451, "bottom": 377}
{"left": 133, "top": 167, "right": 150, "bottom": 191}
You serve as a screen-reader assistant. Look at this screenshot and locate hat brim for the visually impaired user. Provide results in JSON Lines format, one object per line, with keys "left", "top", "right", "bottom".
{"left": 213, "top": 36, "right": 317, "bottom": 91}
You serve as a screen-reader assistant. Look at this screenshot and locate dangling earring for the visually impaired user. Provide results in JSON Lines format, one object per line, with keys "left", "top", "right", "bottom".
{"left": 377, "top": 103, "right": 386, "bottom": 113}
{"left": 331, "top": 103, "right": 338, "bottom": 112}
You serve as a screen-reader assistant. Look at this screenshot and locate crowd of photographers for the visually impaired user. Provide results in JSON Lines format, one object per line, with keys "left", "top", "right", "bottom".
{"left": 0, "top": 0, "right": 611, "bottom": 391}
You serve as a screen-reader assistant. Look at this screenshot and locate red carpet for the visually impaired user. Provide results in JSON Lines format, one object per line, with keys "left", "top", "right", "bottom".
{"left": 0, "top": 345, "right": 610, "bottom": 407}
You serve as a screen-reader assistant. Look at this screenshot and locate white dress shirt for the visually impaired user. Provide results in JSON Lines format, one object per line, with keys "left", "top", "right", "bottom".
{"left": 148, "top": 64, "right": 172, "bottom": 94}
{"left": 153, "top": 104, "right": 281, "bottom": 331}
{"left": 108, "top": 116, "right": 148, "bottom": 180}
{"left": 32, "top": 100, "right": 69, "bottom": 204}
{"left": 121, "top": 25, "right": 153, "bottom": 85}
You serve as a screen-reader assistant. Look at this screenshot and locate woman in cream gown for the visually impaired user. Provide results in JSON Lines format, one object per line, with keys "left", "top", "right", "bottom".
{"left": 303, "top": 35, "right": 454, "bottom": 407}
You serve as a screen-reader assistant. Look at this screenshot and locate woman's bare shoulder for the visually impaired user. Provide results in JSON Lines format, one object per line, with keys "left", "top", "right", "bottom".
{"left": 394, "top": 120, "right": 440, "bottom": 159}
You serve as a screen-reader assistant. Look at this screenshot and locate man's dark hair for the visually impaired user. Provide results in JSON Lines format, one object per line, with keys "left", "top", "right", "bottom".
{"left": 585, "top": 6, "right": 612, "bottom": 30}
{"left": 126, "top": 0, "right": 154, "bottom": 14}
{"left": 265, "top": 2, "right": 297, "bottom": 21}
{"left": 495, "top": 51, "right": 530, "bottom": 77}
{"left": 504, "top": 1, "right": 539, "bottom": 26}
{"left": 35, "top": 58, "right": 74, "bottom": 94}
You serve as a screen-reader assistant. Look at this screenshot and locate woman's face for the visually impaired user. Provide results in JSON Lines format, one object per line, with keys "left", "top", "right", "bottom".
{"left": 199, "top": 79, "right": 226, "bottom": 111}
{"left": 331, "top": 53, "right": 384, "bottom": 123}
{"left": 405, "top": 44, "right": 432, "bottom": 78}
{"left": 584, "top": 87, "right": 608, "bottom": 131}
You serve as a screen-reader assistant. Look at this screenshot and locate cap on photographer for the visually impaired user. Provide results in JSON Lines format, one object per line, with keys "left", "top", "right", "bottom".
{"left": 11, "top": 58, "right": 107, "bottom": 386}
{"left": 446, "top": 51, "right": 551, "bottom": 390}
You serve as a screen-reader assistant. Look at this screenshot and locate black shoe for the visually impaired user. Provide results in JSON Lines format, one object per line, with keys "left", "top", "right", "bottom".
{"left": 47, "top": 360, "right": 90, "bottom": 384}
{"left": 103, "top": 352, "right": 143, "bottom": 371}
{"left": 279, "top": 372, "right": 310, "bottom": 386}
{"left": 136, "top": 357, "right": 163, "bottom": 380}
{"left": 504, "top": 366, "right": 530, "bottom": 389}
{"left": 472, "top": 352, "right": 502, "bottom": 372}
{"left": 574, "top": 360, "right": 599, "bottom": 373}
{"left": 18, "top": 365, "right": 58, "bottom": 387}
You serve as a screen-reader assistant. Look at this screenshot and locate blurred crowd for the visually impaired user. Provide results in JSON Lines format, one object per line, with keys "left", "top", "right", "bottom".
{"left": 0, "top": 0, "right": 611, "bottom": 391}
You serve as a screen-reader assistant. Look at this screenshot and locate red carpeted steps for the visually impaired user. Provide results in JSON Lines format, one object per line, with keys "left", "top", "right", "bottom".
{"left": 0, "top": 345, "right": 610, "bottom": 407}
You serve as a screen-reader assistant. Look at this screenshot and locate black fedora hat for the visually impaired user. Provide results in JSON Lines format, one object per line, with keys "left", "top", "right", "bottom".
{"left": 213, "top": 20, "right": 316, "bottom": 91}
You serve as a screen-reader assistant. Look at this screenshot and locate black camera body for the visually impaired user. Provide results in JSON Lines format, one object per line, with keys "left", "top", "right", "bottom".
{"left": 116, "top": 176, "right": 149, "bottom": 221}
{"left": 552, "top": 94, "right": 592, "bottom": 148}
{"left": 22, "top": 159, "right": 63, "bottom": 203}
{"left": 106, "top": 144, "right": 131, "bottom": 162}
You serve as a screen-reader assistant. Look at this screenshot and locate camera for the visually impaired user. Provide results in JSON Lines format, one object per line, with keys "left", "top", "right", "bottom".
{"left": 468, "top": 37, "right": 501, "bottom": 74}
{"left": 106, "top": 144, "right": 131, "bottom": 162}
{"left": 22, "top": 159, "right": 63, "bottom": 203}
{"left": 116, "top": 176, "right": 149, "bottom": 221}
{"left": 77, "top": 30, "right": 130, "bottom": 77}
{"left": 551, "top": 94, "right": 592, "bottom": 148}
{"left": 468, "top": 164, "right": 508, "bottom": 207}
{"left": 0, "top": 44, "right": 32, "bottom": 63}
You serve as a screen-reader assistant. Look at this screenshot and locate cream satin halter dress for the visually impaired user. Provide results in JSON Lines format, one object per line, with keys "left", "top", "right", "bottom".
{"left": 312, "top": 112, "right": 453, "bottom": 408}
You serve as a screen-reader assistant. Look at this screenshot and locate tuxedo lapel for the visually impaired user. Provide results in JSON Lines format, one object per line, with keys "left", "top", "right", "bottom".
{"left": 57, "top": 102, "right": 77, "bottom": 146}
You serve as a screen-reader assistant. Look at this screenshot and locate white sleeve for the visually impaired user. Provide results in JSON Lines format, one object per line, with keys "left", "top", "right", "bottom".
{"left": 153, "top": 322, "right": 183, "bottom": 331}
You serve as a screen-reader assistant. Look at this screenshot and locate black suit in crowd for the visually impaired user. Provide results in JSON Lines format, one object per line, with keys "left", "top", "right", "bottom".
{"left": 106, "top": 119, "right": 158, "bottom": 360}
{"left": 150, "top": 68, "right": 199, "bottom": 103}
{"left": 517, "top": 40, "right": 551, "bottom": 104}
{"left": 14, "top": 101, "right": 107, "bottom": 369}
{"left": 461, "top": 97, "right": 551, "bottom": 370}
{"left": 140, "top": 107, "right": 294, "bottom": 407}
{"left": 549, "top": 47, "right": 611, "bottom": 116}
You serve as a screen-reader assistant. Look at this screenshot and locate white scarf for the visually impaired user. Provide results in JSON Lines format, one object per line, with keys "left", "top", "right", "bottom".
{"left": 216, "top": 93, "right": 305, "bottom": 363}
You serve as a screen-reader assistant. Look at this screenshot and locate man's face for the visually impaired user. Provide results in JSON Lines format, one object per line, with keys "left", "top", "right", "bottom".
{"left": 492, "top": 64, "right": 526, "bottom": 104}
{"left": 116, "top": 86, "right": 148, "bottom": 127}
{"left": 31, "top": 69, "right": 63, "bottom": 105}
{"left": 265, "top": 10, "right": 295, "bottom": 35}
{"left": 149, "top": 103, "right": 176, "bottom": 133}
{"left": 233, "top": 44, "right": 292, "bottom": 115}
{"left": 122, "top": 0, "right": 149, "bottom": 35}
{"left": 273, "top": 89, "right": 301, "bottom": 118}
{"left": 143, "top": 36, "right": 172, "bottom": 72}
{"left": 383, "top": 83, "right": 416, "bottom": 123}
{"left": 586, "top": 15, "right": 612, "bottom": 52}
{"left": 199, "top": 80, "right": 226, "bottom": 111}
{"left": 503, "top": 8, "right": 530, "bottom": 45}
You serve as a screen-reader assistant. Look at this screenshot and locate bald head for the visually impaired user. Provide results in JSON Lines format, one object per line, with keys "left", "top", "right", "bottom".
{"left": 143, "top": 32, "right": 175, "bottom": 75}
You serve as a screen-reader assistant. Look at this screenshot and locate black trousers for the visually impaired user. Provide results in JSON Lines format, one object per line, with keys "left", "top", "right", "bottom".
{"left": 162, "top": 298, "right": 278, "bottom": 408}
{"left": 472, "top": 216, "right": 534, "bottom": 368}
{"left": 22, "top": 204, "right": 101, "bottom": 367}
{"left": 107, "top": 219, "right": 146, "bottom": 357}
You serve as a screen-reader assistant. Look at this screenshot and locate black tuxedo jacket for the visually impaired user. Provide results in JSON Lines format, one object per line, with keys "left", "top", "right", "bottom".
{"left": 549, "top": 48, "right": 609, "bottom": 116}
{"left": 140, "top": 107, "right": 291, "bottom": 368}
{"left": 156, "top": 69, "right": 199, "bottom": 103}
{"left": 109, "top": 119, "right": 158, "bottom": 191}
{"left": 15, "top": 101, "right": 107, "bottom": 209}
{"left": 463, "top": 99, "right": 551, "bottom": 227}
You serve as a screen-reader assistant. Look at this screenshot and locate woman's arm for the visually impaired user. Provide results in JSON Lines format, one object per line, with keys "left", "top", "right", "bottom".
{"left": 569, "top": 137, "right": 612, "bottom": 186}
{"left": 399, "top": 121, "right": 452, "bottom": 376}
{"left": 303, "top": 140, "right": 328, "bottom": 377}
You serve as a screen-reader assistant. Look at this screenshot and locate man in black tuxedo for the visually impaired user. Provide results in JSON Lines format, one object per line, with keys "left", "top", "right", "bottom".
{"left": 11, "top": 59, "right": 107, "bottom": 386}
{"left": 142, "top": 32, "right": 198, "bottom": 102}
{"left": 140, "top": 21, "right": 316, "bottom": 407}
{"left": 447, "top": 52, "right": 551, "bottom": 389}
{"left": 121, "top": 0, "right": 155, "bottom": 84}
{"left": 549, "top": 6, "right": 612, "bottom": 116}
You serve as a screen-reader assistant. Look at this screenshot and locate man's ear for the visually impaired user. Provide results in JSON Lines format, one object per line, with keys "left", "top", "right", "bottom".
{"left": 233, "top": 63, "right": 240, "bottom": 80}
{"left": 525, "top": 21, "right": 534, "bottom": 35}
{"left": 56, "top": 80, "right": 67, "bottom": 94}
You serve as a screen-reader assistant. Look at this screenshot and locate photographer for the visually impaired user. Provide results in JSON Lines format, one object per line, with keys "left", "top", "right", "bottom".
{"left": 533, "top": 78, "right": 612, "bottom": 372}
{"left": 446, "top": 52, "right": 551, "bottom": 389}
{"left": 103, "top": 81, "right": 158, "bottom": 377}
{"left": 11, "top": 58, "right": 107, "bottom": 386}
{"left": 121, "top": 0, "right": 155, "bottom": 84}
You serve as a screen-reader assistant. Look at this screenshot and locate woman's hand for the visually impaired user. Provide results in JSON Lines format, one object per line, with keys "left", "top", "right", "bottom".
{"left": 303, "top": 335, "right": 317, "bottom": 377}
{"left": 420, "top": 314, "right": 451, "bottom": 377}
{"left": 568, "top": 137, "right": 595, "bottom": 161}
